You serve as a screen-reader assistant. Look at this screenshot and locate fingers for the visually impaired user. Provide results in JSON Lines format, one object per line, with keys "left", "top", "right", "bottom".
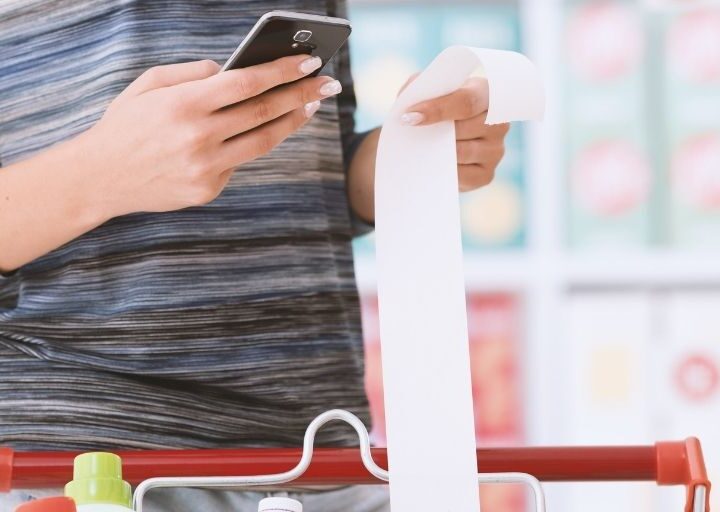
{"left": 458, "top": 164, "right": 495, "bottom": 192}
{"left": 401, "top": 77, "right": 489, "bottom": 126}
{"left": 217, "top": 106, "right": 313, "bottom": 169}
{"left": 125, "top": 60, "right": 221, "bottom": 96}
{"left": 455, "top": 115, "right": 508, "bottom": 193}
{"left": 456, "top": 140, "right": 505, "bottom": 167}
{"left": 395, "top": 72, "right": 507, "bottom": 194}
{"left": 456, "top": 114, "right": 510, "bottom": 141}
{"left": 194, "top": 54, "right": 323, "bottom": 111}
{"left": 456, "top": 139, "right": 504, "bottom": 192}
{"left": 210, "top": 75, "right": 340, "bottom": 140}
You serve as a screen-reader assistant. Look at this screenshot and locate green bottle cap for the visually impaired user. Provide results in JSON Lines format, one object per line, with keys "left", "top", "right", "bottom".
{"left": 65, "top": 452, "right": 132, "bottom": 508}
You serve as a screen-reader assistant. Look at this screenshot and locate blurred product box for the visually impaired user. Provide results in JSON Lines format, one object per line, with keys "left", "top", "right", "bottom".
{"left": 348, "top": 2, "right": 527, "bottom": 253}
{"left": 466, "top": 293, "right": 524, "bottom": 446}
{"left": 563, "top": 291, "right": 654, "bottom": 511}
{"left": 563, "top": 1, "right": 655, "bottom": 248}
{"left": 653, "top": 291, "right": 720, "bottom": 512}
{"left": 661, "top": 9, "right": 720, "bottom": 247}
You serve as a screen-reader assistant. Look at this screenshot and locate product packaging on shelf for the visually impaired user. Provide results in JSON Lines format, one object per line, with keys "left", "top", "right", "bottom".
{"left": 564, "top": 1, "right": 655, "bottom": 248}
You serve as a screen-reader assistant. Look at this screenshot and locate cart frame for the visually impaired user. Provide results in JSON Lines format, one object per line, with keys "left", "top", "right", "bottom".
{"left": 0, "top": 409, "right": 711, "bottom": 512}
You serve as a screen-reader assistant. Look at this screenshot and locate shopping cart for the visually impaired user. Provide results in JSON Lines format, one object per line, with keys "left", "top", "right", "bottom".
{"left": 0, "top": 410, "right": 711, "bottom": 512}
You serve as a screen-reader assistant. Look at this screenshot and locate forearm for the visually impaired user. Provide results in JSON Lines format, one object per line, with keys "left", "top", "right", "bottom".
{"left": 346, "top": 127, "right": 380, "bottom": 224}
{"left": 0, "top": 133, "right": 108, "bottom": 272}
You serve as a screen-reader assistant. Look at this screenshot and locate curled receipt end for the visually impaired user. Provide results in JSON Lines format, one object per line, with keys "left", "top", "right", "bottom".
{"left": 375, "top": 47, "right": 544, "bottom": 512}
{"left": 387, "top": 45, "right": 544, "bottom": 125}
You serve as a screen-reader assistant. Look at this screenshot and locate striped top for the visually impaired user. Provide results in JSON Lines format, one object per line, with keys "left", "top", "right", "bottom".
{"left": 0, "top": 0, "right": 371, "bottom": 451}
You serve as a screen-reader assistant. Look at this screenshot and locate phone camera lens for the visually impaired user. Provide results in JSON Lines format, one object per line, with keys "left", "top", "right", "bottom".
{"left": 293, "top": 30, "right": 312, "bottom": 43}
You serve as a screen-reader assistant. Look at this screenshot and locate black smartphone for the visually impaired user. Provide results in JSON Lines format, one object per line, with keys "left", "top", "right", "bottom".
{"left": 221, "top": 11, "right": 352, "bottom": 75}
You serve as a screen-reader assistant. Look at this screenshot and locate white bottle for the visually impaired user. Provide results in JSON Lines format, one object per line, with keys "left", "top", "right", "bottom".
{"left": 258, "top": 496, "right": 303, "bottom": 512}
{"left": 64, "top": 452, "right": 133, "bottom": 512}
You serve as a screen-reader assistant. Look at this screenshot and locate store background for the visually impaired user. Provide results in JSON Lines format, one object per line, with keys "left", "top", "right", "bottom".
{"left": 346, "top": 0, "right": 720, "bottom": 511}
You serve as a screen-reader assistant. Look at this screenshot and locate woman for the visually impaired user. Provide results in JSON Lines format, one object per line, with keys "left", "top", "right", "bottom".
{"left": 0, "top": 1, "right": 509, "bottom": 510}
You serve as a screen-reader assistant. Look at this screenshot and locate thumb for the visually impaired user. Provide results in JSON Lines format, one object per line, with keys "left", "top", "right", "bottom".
{"left": 123, "top": 60, "right": 221, "bottom": 97}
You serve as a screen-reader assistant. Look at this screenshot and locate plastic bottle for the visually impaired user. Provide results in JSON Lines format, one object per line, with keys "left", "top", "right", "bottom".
{"left": 64, "top": 452, "right": 133, "bottom": 512}
{"left": 258, "top": 496, "right": 303, "bottom": 512}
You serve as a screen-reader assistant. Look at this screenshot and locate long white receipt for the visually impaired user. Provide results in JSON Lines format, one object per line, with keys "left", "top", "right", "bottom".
{"left": 375, "top": 46, "right": 544, "bottom": 512}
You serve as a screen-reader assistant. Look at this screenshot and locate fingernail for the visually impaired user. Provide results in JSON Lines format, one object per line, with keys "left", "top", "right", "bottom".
{"left": 304, "top": 100, "right": 321, "bottom": 118}
{"left": 299, "top": 56, "right": 322, "bottom": 75}
{"left": 319, "top": 79, "right": 342, "bottom": 97}
{"left": 400, "top": 111, "right": 424, "bottom": 126}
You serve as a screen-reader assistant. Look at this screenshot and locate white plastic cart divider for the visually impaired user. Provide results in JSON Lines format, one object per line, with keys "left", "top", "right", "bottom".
{"left": 132, "top": 409, "right": 546, "bottom": 512}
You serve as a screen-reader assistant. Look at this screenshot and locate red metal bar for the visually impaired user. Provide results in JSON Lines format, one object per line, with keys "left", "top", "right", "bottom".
{"left": 2, "top": 445, "right": 657, "bottom": 489}
{"left": 0, "top": 439, "right": 710, "bottom": 511}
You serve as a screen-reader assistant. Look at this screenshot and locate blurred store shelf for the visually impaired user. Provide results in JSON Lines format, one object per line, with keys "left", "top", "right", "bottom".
{"left": 347, "top": 0, "right": 720, "bottom": 511}
{"left": 564, "top": 252, "right": 720, "bottom": 286}
{"left": 356, "top": 251, "right": 720, "bottom": 292}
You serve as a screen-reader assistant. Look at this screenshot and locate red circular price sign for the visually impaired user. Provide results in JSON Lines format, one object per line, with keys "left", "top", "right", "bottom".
{"left": 567, "top": 2, "right": 643, "bottom": 81}
{"left": 572, "top": 140, "right": 651, "bottom": 215}
{"left": 668, "top": 10, "right": 720, "bottom": 83}
{"left": 674, "top": 354, "right": 719, "bottom": 402}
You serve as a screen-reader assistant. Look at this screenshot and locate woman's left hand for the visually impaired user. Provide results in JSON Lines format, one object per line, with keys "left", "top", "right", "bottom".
{"left": 399, "top": 76, "right": 510, "bottom": 192}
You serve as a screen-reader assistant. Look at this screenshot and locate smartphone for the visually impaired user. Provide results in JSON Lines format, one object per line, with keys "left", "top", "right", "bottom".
{"left": 221, "top": 11, "right": 352, "bottom": 74}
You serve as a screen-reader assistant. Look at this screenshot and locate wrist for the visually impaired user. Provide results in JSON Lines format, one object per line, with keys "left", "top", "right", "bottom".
{"left": 58, "top": 130, "right": 117, "bottom": 228}
{"left": 347, "top": 128, "right": 380, "bottom": 224}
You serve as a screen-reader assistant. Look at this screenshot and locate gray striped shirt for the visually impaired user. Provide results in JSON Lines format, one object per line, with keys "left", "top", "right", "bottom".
{"left": 0, "top": 0, "right": 371, "bottom": 451}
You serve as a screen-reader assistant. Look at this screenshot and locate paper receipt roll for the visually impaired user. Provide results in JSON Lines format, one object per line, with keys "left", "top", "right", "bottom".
{"left": 374, "top": 46, "right": 544, "bottom": 512}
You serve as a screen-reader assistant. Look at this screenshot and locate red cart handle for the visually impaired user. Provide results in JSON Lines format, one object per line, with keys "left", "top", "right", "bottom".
{"left": 0, "top": 438, "right": 710, "bottom": 512}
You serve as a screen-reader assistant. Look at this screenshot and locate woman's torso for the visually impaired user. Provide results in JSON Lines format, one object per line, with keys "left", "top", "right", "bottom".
{"left": 0, "top": 0, "right": 369, "bottom": 450}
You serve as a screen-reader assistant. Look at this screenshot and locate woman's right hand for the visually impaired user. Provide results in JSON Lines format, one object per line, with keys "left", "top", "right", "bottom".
{"left": 76, "top": 54, "right": 341, "bottom": 219}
